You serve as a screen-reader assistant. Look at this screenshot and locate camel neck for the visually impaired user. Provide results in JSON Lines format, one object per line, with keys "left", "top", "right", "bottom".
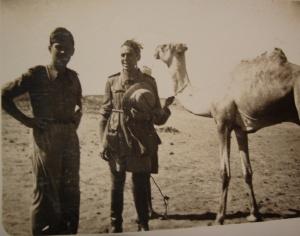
{"left": 169, "top": 55, "right": 190, "bottom": 95}
{"left": 166, "top": 53, "right": 212, "bottom": 117}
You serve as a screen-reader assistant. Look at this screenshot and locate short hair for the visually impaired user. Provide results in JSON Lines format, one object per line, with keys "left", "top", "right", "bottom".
{"left": 49, "top": 27, "right": 74, "bottom": 46}
{"left": 121, "top": 39, "right": 143, "bottom": 57}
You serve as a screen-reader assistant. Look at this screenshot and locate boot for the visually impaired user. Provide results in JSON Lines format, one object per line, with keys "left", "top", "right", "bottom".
{"left": 110, "top": 219, "right": 123, "bottom": 233}
{"left": 137, "top": 222, "right": 149, "bottom": 231}
{"left": 110, "top": 224, "right": 122, "bottom": 233}
{"left": 132, "top": 173, "right": 150, "bottom": 231}
{"left": 110, "top": 170, "right": 125, "bottom": 233}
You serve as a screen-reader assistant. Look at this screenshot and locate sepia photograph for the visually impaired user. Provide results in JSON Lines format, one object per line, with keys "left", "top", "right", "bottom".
{"left": 1, "top": 0, "right": 300, "bottom": 235}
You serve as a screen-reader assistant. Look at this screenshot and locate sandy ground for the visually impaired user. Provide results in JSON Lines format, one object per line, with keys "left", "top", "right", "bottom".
{"left": 1, "top": 97, "right": 300, "bottom": 235}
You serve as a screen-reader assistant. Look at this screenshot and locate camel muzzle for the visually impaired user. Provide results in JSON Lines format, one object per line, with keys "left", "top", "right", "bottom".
{"left": 154, "top": 50, "right": 160, "bottom": 59}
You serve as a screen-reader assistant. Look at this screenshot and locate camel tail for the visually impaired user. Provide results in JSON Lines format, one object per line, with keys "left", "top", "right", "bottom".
{"left": 294, "top": 77, "right": 300, "bottom": 123}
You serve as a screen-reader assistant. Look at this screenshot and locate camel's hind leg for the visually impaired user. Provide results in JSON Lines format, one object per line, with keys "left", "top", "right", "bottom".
{"left": 215, "top": 124, "right": 231, "bottom": 225}
{"left": 234, "top": 128, "right": 260, "bottom": 222}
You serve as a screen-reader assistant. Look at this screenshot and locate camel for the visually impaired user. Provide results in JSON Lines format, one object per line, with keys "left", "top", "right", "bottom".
{"left": 154, "top": 43, "right": 300, "bottom": 224}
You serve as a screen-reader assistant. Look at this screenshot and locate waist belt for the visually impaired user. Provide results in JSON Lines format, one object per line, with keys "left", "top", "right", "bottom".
{"left": 112, "top": 109, "right": 124, "bottom": 113}
{"left": 39, "top": 118, "right": 75, "bottom": 124}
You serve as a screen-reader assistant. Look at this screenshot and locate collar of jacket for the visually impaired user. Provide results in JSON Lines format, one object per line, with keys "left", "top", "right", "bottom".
{"left": 120, "top": 69, "right": 142, "bottom": 86}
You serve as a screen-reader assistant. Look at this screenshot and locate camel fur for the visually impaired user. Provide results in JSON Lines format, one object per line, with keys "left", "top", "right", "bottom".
{"left": 154, "top": 43, "right": 300, "bottom": 224}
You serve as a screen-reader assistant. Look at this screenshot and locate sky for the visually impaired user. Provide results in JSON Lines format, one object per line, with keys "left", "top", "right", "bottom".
{"left": 1, "top": 0, "right": 300, "bottom": 97}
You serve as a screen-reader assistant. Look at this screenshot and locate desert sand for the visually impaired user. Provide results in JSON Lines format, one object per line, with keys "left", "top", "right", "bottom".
{"left": 1, "top": 96, "right": 300, "bottom": 235}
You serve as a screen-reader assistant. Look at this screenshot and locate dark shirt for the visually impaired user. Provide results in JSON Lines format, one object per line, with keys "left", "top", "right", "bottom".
{"left": 2, "top": 65, "right": 82, "bottom": 121}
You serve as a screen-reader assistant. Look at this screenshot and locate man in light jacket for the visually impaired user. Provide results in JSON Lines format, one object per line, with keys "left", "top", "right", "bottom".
{"left": 99, "top": 39, "right": 173, "bottom": 233}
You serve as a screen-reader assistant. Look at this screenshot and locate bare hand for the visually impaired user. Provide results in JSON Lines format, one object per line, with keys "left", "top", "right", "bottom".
{"left": 73, "top": 109, "right": 83, "bottom": 129}
{"left": 163, "top": 96, "right": 175, "bottom": 108}
{"left": 100, "top": 146, "right": 110, "bottom": 161}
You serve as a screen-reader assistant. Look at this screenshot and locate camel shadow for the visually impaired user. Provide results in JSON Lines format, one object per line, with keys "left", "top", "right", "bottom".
{"left": 153, "top": 209, "right": 300, "bottom": 221}
{"left": 154, "top": 211, "right": 216, "bottom": 221}
{"left": 271, "top": 209, "right": 300, "bottom": 219}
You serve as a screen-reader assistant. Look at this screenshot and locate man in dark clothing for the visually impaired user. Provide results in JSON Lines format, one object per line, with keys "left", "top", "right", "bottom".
{"left": 2, "top": 27, "right": 82, "bottom": 235}
{"left": 99, "top": 40, "right": 173, "bottom": 233}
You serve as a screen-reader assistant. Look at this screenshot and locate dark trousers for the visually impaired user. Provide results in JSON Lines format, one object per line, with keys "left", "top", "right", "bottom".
{"left": 31, "top": 124, "right": 80, "bottom": 235}
{"left": 110, "top": 167, "right": 150, "bottom": 227}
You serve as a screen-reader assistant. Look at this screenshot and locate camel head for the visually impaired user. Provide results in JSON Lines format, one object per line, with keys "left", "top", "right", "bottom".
{"left": 154, "top": 43, "right": 188, "bottom": 67}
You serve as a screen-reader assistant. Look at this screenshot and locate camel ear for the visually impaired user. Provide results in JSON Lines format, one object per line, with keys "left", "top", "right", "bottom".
{"left": 175, "top": 44, "right": 188, "bottom": 53}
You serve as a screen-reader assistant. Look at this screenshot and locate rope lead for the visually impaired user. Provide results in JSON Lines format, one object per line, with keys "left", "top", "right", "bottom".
{"left": 151, "top": 175, "right": 169, "bottom": 219}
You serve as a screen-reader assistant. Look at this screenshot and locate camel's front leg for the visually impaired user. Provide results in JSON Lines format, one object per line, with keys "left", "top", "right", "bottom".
{"left": 215, "top": 125, "right": 231, "bottom": 225}
{"left": 234, "top": 128, "right": 260, "bottom": 222}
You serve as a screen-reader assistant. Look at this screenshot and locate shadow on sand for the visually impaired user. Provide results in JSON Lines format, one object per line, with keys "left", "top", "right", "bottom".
{"left": 152, "top": 209, "right": 300, "bottom": 222}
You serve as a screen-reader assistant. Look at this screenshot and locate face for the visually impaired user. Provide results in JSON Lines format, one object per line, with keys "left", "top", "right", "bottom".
{"left": 120, "top": 45, "right": 139, "bottom": 72}
{"left": 49, "top": 41, "right": 74, "bottom": 68}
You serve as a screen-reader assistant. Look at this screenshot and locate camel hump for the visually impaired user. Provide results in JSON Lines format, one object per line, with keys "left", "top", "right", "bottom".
{"left": 234, "top": 48, "right": 291, "bottom": 82}
{"left": 270, "top": 47, "right": 287, "bottom": 65}
{"left": 231, "top": 49, "right": 295, "bottom": 118}
{"left": 240, "top": 47, "right": 287, "bottom": 67}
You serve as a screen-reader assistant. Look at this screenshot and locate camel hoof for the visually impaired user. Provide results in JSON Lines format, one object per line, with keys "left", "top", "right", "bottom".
{"left": 246, "top": 214, "right": 260, "bottom": 222}
{"left": 215, "top": 214, "right": 225, "bottom": 225}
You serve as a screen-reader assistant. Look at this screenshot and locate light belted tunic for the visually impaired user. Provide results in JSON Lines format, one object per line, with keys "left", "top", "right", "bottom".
{"left": 99, "top": 69, "right": 170, "bottom": 173}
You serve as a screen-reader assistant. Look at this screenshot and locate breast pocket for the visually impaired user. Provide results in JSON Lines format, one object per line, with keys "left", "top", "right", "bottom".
{"left": 111, "top": 87, "right": 126, "bottom": 111}
{"left": 108, "top": 87, "right": 125, "bottom": 130}
{"left": 112, "top": 88, "right": 125, "bottom": 104}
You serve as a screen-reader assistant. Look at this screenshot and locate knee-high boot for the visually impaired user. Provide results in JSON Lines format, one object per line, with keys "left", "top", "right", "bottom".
{"left": 110, "top": 170, "right": 126, "bottom": 233}
{"left": 132, "top": 173, "right": 149, "bottom": 231}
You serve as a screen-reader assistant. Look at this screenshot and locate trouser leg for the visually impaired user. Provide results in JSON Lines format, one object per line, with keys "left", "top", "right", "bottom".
{"left": 132, "top": 173, "right": 149, "bottom": 229}
{"left": 31, "top": 128, "right": 63, "bottom": 235}
{"left": 59, "top": 130, "right": 80, "bottom": 234}
{"left": 146, "top": 176, "right": 153, "bottom": 213}
{"left": 31, "top": 175, "right": 61, "bottom": 236}
{"left": 109, "top": 166, "right": 126, "bottom": 231}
